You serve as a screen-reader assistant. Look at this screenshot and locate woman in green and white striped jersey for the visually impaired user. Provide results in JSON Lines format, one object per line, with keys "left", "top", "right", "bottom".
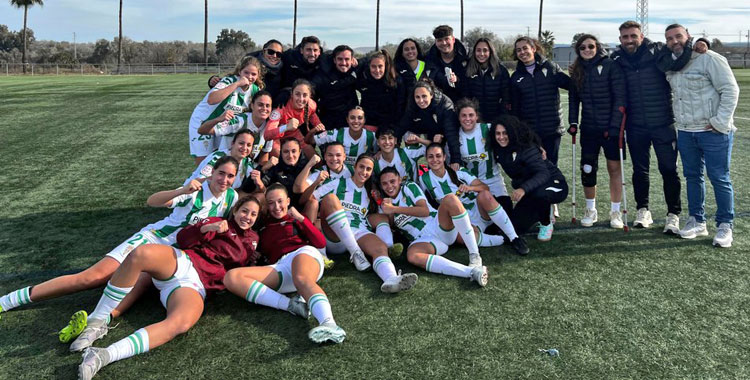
{"left": 308, "top": 107, "right": 377, "bottom": 167}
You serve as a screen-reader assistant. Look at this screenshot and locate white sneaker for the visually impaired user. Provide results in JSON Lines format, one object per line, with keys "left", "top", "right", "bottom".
{"left": 663, "top": 213, "right": 680, "bottom": 235}
{"left": 349, "top": 250, "right": 371, "bottom": 271}
{"left": 468, "top": 252, "right": 482, "bottom": 268}
{"left": 70, "top": 319, "right": 108, "bottom": 352}
{"left": 308, "top": 323, "right": 346, "bottom": 344}
{"left": 286, "top": 295, "right": 309, "bottom": 319}
{"left": 380, "top": 271, "right": 418, "bottom": 293}
{"left": 679, "top": 216, "right": 708, "bottom": 239}
{"left": 713, "top": 223, "right": 733, "bottom": 248}
{"left": 610, "top": 210, "right": 624, "bottom": 229}
{"left": 78, "top": 347, "right": 111, "bottom": 380}
{"left": 633, "top": 208, "right": 653, "bottom": 228}
{"left": 581, "top": 208, "right": 598, "bottom": 227}
{"left": 470, "top": 266, "right": 489, "bottom": 287}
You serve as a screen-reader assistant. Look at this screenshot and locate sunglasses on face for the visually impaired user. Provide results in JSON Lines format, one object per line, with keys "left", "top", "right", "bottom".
{"left": 265, "top": 49, "right": 282, "bottom": 57}
{"left": 579, "top": 44, "right": 596, "bottom": 51}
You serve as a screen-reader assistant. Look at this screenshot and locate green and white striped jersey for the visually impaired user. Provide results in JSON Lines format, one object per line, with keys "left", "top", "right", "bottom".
{"left": 373, "top": 146, "right": 425, "bottom": 182}
{"left": 313, "top": 128, "right": 376, "bottom": 166}
{"left": 148, "top": 181, "right": 238, "bottom": 239}
{"left": 314, "top": 177, "right": 371, "bottom": 230}
{"left": 381, "top": 181, "right": 437, "bottom": 242}
{"left": 214, "top": 112, "right": 273, "bottom": 159}
{"left": 189, "top": 76, "right": 260, "bottom": 127}
{"left": 184, "top": 149, "right": 254, "bottom": 189}
{"left": 418, "top": 168, "right": 479, "bottom": 210}
{"left": 459, "top": 124, "right": 508, "bottom": 196}
{"left": 306, "top": 164, "right": 354, "bottom": 186}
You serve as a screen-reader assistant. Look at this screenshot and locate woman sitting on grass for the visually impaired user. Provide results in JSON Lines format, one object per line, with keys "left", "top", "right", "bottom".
{"left": 74, "top": 194, "right": 261, "bottom": 380}
{"left": 224, "top": 184, "right": 346, "bottom": 344}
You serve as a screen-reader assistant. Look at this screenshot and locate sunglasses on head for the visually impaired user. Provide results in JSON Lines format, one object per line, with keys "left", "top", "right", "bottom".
{"left": 265, "top": 49, "right": 282, "bottom": 57}
{"left": 579, "top": 44, "right": 596, "bottom": 51}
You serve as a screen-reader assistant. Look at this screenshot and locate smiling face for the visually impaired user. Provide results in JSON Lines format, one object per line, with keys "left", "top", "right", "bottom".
{"left": 239, "top": 64, "right": 259, "bottom": 85}
{"left": 402, "top": 41, "right": 419, "bottom": 62}
{"left": 515, "top": 41, "right": 536, "bottom": 65}
{"left": 302, "top": 42, "right": 320, "bottom": 64}
{"left": 263, "top": 42, "right": 283, "bottom": 65}
{"left": 251, "top": 94, "right": 272, "bottom": 120}
{"left": 377, "top": 133, "right": 396, "bottom": 154}
{"left": 233, "top": 200, "right": 259, "bottom": 230}
{"left": 458, "top": 106, "right": 478, "bottom": 131}
{"left": 578, "top": 38, "right": 597, "bottom": 60}
{"left": 334, "top": 50, "right": 353, "bottom": 73}
{"left": 665, "top": 26, "right": 690, "bottom": 56}
{"left": 280, "top": 140, "right": 300, "bottom": 166}
{"left": 209, "top": 162, "right": 238, "bottom": 194}
{"left": 379, "top": 172, "right": 402, "bottom": 198}
{"left": 436, "top": 35, "right": 455, "bottom": 55}
{"left": 347, "top": 108, "right": 365, "bottom": 132}
{"left": 494, "top": 124, "right": 509, "bottom": 148}
{"left": 266, "top": 188, "right": 290, "bottom": 220}
{"left": 353, "top": 158, "right": 374, "bottom": 185}
{"left": 619, "top": 27, "right": 644, "bottom": 54}
{"left": 324, "top": 144, "right": 345, "bottom": 171}
{"left": 425, "top": 146, "right": 446, "bottom": 171}
{"left": 414, "top": 87, "right": 432, "bottom": 109}
{"left": 369, "top": 57, "right": 385, "bottom": 80}
{"left": 474, "top": 41, "right": 491, "bottom": 64}
{"left": 230, "top": 133, "right": 254, "bottom": 160}
{"left": 292, "top": 84, "right": 311, "bottom": 110}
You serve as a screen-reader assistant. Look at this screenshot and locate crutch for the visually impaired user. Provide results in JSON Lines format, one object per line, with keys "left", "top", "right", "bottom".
{"left": 617, "top": 107, "right": 629, "bottom": 232}
{"left": 570, "top": 124, "right": 578, "bottom": 224}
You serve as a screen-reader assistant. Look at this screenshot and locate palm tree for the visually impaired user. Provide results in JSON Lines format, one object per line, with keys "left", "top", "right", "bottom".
{"left": 292, "top": 0, "right": 298, "bottom": 47}
{"left": 375, "top": 0, "right": 380, "bottom": 50}
{"left": 204, "top": 0, "right": 208, "bottom": 65}
{"left": 9, "top": 0, "right": 44, "bottom": 74}
{"left": 117, "top": 0, "right": 123, "bottom": 73}
{"left": 537, "top": 0, "right": 543, "bottom": 40}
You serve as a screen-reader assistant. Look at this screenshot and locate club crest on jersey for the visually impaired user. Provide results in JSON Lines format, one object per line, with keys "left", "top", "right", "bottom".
{"left": 432, "top": 114, "right": 438, "bottom": 123}
{"left": 270, "top": 109, "right": 281, "bottom": 120}
{"left": 541, "top": 68, "right": 548, "bottom": 77}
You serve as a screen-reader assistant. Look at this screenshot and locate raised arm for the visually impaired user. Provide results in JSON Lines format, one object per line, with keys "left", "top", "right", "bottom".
{"left": 146, "top": 180, "right": 201, "bottom": 208}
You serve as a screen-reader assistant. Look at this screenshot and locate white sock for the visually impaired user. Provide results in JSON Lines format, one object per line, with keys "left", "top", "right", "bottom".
{"left": 106, "top": 328, "right": 150, "bottom": 363}
{"left": 326, "top": 210, "right": 362, "bottom": 256}
{"left": 375, "top": 223, "right": 394, "bottom": 248}
{"left": 318, "top": 247, "right": 329, "bottom": 259}
{"left": 611, "top": 202, "right": 621, "bottom": 212}
{"left": 425, "top": 255, "right": 472, "bottom": 278}
{"left": 477, "top": 230, "right": 504, "bottom": 247}
{"left": 0, "top": 286, "right": 32, "bottom": 311}
{"left": 586, "top": 198, "right": 596, "bottom": 210}
{"left": 90, "top": 282, "right": 132, "bottom": 321}
{"left": 451, "top": 211, "right": 479, "bottom": 255}
{"left": 488, "top": 205, "right": 518, "bottom": 240}
{"left": 372, "top": 256, "right": 398, "bottom": 282}
{"left": 308, "top": 293, "right": 336, "bottom": 325}
{"left": 245, "top": 280, "right": 290, "bottom": 311}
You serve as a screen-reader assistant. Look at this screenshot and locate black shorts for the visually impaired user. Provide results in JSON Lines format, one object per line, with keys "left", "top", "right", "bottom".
{"left": 581, "top": 129, "right": 624, "bottom": 162}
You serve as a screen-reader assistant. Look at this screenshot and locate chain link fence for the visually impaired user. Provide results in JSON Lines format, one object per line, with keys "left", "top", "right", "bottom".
{"left": 2, "top": 63, "right": 236, "bottom": 76}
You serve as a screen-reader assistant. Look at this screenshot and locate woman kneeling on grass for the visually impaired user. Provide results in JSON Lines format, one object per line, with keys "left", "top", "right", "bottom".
{"left": 75, "top": 194, "right": 262, "bottom": 379}
{"left": 378, "top": 167, "right": 489, "bottom": 286}
{"left": 223, "top": 183, "right": 346, "bottom": 344}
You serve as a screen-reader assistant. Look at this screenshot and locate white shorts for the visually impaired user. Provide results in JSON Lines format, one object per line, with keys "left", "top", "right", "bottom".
{"left": 467, "top": 203, "right": 493, "bottom": 232}
{"left": 152, "top": 248, "right": 206, "bottom": 308}
{"left": 483, "top": 177, "right": 509, "bottom": 197}
{"left": 105, "top": 229, "right": 175, "bottom": 264}
{"left": 269, "top": 246, "right": 325, "bottom": 294}
{"left": 189, "top": 117, "right": 219, "bottom": 157}
{"left": 410, "top": 217, "right": 458, "bottom": 256}
{"left": 325, "top": 226, "right": 374, "bottom": 255}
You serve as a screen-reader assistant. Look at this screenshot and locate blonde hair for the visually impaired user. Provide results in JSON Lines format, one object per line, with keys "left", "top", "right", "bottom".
{"left": 228, "top": 56, "right": 266, "bottom": 89}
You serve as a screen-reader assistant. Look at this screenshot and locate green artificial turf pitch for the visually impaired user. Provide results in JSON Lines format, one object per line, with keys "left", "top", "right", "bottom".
{"left": 0, "top": 72, "right": 749, "bottom": 379}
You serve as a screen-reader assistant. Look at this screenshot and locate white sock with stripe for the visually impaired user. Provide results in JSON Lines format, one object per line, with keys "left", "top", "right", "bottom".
{"left": 425, "top": 255, "right": 472, "bottom": 278}
{"left": 245, "top": 280, "right": 290, "bottom": 311}
{"left": 477, "top": 230, "right": 504, "bottom": 247}
{"left": 0, "top": 286, "right": 32, "bottom": 311}
{"left": 372, "top": 256, "right": 398, "bottom": 282}
{"left": 90, "top": 282, "right": 132, "bottom": 321}
{"left": 308, "top": 293, "right": 336, "bottom": 325}
{"left": 375, "top": 223, "right": 394, "bottom": 248}
{"left": 106, "top": 328, "right": 150, "bottom": 363}
{"left": 488, "top": 205, "right": 518, "bottom": 240}
{"left": 451, "top": 211, "right": 479, "bottom": 255}
{"left": 326, "top": 210, "right": 362, "bottom": 256}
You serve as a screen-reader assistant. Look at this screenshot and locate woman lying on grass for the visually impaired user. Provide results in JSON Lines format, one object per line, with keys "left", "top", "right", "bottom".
{"left": 75, "top": 194, "right": 261, "bottom": 379}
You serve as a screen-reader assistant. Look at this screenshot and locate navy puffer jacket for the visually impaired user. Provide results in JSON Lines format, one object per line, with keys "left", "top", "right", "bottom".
{"left": 610, "top": 38, "right": 674, "bottom": 129}
{"left": 424, "top": 40, "right": 469, "bottom": 102}
{"left": 248, "top": 50, "right": 282, "bottom": 100}
{"left": 509, "top": 54, "right": 570, "bottom": 139}
{"left": 462, "top": 64, "right": 511, "bottom": 122}
{"left": 312, "top": 55, "right": 359, "bottom": 130}
{"left": 396, "top": 90, "right": 462, "bottom": 164}
{"left": 568, "top": 54, "right": 626, "bottom": 137}
{"left": 493, "top": 145, "right": 565, "bottom": 194}
{"left": 357, "top": 69, "right": 407, "bottom": 128}
{"left": 280, "top": 47, "right": 320, "bottom": 88}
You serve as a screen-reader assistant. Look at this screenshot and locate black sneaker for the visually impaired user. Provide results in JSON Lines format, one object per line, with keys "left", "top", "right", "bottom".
{"left": 510, "top": 237, "right": 529, "bottom": 256}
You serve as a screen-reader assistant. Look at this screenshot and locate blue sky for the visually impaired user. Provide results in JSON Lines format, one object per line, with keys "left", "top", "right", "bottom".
{"left": 1, "top": 0, "right": 748, "bottom": 48}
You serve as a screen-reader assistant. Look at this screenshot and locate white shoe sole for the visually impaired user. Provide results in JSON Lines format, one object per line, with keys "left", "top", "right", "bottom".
{"left": 633, "top": 220, "right": 652, "bottom": 228}
{"left": 663, "top": 226, "right": 680, "bottom": 235}
{"left": 680, "top": 230, "right": 709, "bottom": 239}
{"left": 580, "top": 220, "right": 596, "bottom": 227}
{"left": 381, "top": 273, "right": 418, "bottom": 293}
{"left": 713, "top": 240, "right": 732, "bottom": 248}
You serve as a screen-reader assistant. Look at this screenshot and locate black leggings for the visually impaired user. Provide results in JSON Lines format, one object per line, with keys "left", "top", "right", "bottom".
{"left": 510, "top": 175, "right": 569, "bottom": 234}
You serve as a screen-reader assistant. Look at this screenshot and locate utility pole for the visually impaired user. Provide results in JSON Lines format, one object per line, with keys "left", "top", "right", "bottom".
{"left": 73, "top": 32, "right": 77, "bottom": 61}
{"left": 526, "top": 26, "right": 530, "bottom": 37}
{"left": 747, "top": 30, "right": 750, "bottom": 52}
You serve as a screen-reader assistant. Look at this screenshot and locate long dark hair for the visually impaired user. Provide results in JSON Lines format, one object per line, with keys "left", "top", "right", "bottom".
{"left": 425, "top": 143, "right": 461, "bottom": 187}
{"left": 377, "top": 166, "right": 402, "bottom": 196}
{"left": 394, "top": 38, "right": 424, "bottom": 64}
{"left": 353, "top": 154, "right": 379, "bottom": 215}
{"left": 368, "top": 49, "right": 397, "bottom": 88}
{"left": 289, "top": 79, "right": 314, "bottom": 135}
{"left": 570, "top": 34, "right": 605, "bottom": 92}
{"left": 487, "top": 115, "right": 541, "bottom": 154}
{"left": 512, "top": 37, "right": 544, "bottom": 61}
{"left": 409, "top": 78, "right": 438, "bottom": 109}
{"left": 466, "top": 38, "right": 500, "bottom": 77}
